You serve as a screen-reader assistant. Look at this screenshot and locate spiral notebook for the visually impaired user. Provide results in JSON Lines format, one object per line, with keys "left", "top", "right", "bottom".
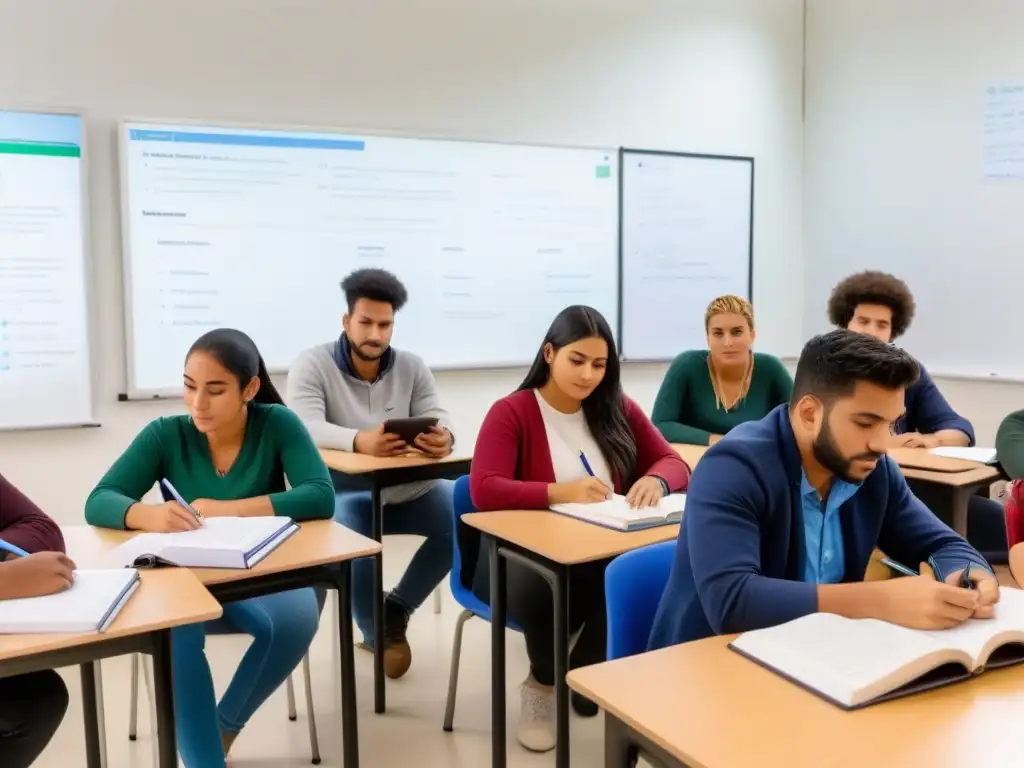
{"left": 0, "top": 568, "right": 140, "bottom": 634}
{"left": 111, "top": 517, "right": 298, "bottom": 569}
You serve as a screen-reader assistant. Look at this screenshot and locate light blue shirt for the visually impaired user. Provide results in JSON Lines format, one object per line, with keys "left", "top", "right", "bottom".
{"left": 799, "top": 472, "right": 860, "bottom": 584}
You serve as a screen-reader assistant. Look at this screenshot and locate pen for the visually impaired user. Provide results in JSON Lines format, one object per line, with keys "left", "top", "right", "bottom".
{"left": 161, "top": 478, "right": 203, "bottom": 523}
{"left": 959, "top": 562, "right": 975, "bottom": 590}
{"left": 0, "top": 537, "right": 29, "bottom": 559}
{"left": 579, "top": 451, "right": 596, "bottom": 478}
{"left": 880, "top": 557, "right": 918, "bottom": 578}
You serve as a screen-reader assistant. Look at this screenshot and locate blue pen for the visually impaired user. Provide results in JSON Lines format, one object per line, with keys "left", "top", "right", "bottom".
{"left": 161, "top": 478, "right": 203, "bottom": 523}
{"left": 579, "top": 451, "right": 596, "bottom": 477}
{"left": 0, "top": 537, "right": 29, "bottom": 559}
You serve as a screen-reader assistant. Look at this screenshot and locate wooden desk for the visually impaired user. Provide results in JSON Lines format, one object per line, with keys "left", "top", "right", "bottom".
{"left": 569, "top": 633, "right": 1024, "bottom": 768}
{"left": 64, "top": 522, "right": 380, "bottom": 768}
{"left": 0, "top": 569, "right": 221, "bottom": 768}
{"left": 461, "top": 511, "right": 678, "bottom": 768}
{"left": 320, "top": 448, "right": 471, "bottom": 713}
{"left": 672, "top": 443, "right": 1001, "bottom": 537}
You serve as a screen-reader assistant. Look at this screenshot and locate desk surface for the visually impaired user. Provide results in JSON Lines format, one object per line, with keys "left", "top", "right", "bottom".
{"left": 568, "top": 633, "right": 1024, "bottom": 768}
{"left": 672, "top": 443, "right": 1000, "bottom": 487}
{"left": 320, "top": 449, "right": 471, "bottom": 475}
{"left": 0, "top": 569, "right": 221, "bottom": 663}
{"left": 62, "top": 520, "right": 381, "bottom": 586}
{"left": 461, "top": 511, "right": 677, "bottom": 565}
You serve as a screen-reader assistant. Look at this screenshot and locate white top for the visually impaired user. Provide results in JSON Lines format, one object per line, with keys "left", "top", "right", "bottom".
{"left": 533, "top": 389, "right": 613, "bottom": 486}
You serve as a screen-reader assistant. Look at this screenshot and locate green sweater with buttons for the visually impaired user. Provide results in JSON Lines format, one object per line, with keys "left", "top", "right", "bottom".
{"left": 85, "top": 403, "right": 335, "bottom": 530}
{"left": 651, "top": 350, "right": 794, "bottom": 446}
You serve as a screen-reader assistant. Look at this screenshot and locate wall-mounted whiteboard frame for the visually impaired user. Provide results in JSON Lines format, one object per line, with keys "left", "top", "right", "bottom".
{"left": 618, "top": 148, "right": 754, "bottom": 363}
{"left": 116, "top": 115, "right": 621, "bottom": 400}
{"left": 0, "top": 106, "right": 98, "bottom": 431}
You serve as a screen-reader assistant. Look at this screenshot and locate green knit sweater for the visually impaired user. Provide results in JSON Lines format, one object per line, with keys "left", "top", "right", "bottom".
{"left": 651, "top": 350, "right": 793, "bottom": 446}
{"left": 996, "top": 409, "right": 1024, "bottom": 480}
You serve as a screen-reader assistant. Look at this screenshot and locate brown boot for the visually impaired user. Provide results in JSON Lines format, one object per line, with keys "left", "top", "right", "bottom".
{"left": 382, "top": 594, "right": 412, "bottom": 679}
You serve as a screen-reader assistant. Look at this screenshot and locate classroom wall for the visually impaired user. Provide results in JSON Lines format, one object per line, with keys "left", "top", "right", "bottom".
{"left": 804, "top": 0, "right": 1024, "bottom": 442}
{"left": 0, "top": 0, "right": 805, "bottom": 520}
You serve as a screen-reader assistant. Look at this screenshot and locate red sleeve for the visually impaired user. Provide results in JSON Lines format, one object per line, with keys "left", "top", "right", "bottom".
{"left": 0, "top": 472, "right": 66, "bottom": 554}
{"left": 625, "top": 397, "right": 691, "bottom": 492}
{"left": 470, "top": 398, "right": 550, "bottom": 511}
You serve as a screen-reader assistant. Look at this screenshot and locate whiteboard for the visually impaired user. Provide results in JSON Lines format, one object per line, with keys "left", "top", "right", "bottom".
{"left": 118, "top": 119, "right": 620, "bottom": 398}
{"left": 0, "top": 109, "right": 94, "bottom": 430}
{"left": 619, "top": 150, "right": 753, "bottom": 361}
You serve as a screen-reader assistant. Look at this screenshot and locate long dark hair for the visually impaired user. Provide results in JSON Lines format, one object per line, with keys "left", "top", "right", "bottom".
{"left": 186, "top": 328, "right": 284, "bottom": 405}
{"left": 519, "top": 306, "right": 636, "bottom": 485}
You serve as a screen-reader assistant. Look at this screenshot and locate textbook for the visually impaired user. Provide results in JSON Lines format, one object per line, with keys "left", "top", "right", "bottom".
{"left": 929, "top": 446, "right": 999, "bottom": 464}
{"left": 112, "top": 516, "right": 299, "bottom": 569}
{"left": 0, "top": 568, "right": 140, "bottom": 634}
{"left": 550, "top": 493, "right": 685, "bottom": 531}
{"left": 729, "top": 587, "right": 1024, "bottom": 710}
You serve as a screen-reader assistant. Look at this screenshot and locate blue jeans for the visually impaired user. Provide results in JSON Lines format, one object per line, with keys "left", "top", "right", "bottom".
{"left": 172, "top": 588, "right": 319, "bottom": 767}
{"left": 333, "top": 481, "right": 454, "bottom": 644}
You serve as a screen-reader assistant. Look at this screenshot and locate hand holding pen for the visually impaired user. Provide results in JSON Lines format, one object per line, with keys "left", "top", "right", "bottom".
{"left": 0, "top": 538, "right": 76, "bottom": 597}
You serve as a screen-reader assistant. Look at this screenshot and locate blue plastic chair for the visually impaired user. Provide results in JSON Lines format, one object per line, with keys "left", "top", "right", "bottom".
{"left": 605, "top": 539, "right": 677, "bottom": 660}
{"left": 443, "top": 475, "right": 523, "bottom": 731}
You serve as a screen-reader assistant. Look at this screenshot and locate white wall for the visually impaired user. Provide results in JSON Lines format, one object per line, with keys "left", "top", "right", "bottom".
{"left": 804, "top": 0, "right": 1024, "bottom": 438}
{"left": 0, "top": 0, "right": 805, "bottom": 521}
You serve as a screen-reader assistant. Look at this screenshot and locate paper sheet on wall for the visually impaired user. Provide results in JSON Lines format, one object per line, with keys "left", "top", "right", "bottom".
{"left": 984, "top": 84, "right": 1024, "bottom": 179}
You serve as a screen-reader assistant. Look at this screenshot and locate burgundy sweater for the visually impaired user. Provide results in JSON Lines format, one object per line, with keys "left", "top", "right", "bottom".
{"left": 0, "top": 472, "right": 65, "bottom": 554}
{"left": 470, "top": 389, "right": 691, "bottom": 510}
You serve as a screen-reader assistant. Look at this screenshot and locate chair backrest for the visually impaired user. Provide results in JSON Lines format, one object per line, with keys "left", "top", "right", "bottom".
{"left": 451, "top": 475, "right": 476, "bottom": 593}
{"left": 605, "top": 539, "right": 676, "bottom": 660}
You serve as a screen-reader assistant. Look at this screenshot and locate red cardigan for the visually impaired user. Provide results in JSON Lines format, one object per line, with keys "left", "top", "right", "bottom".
{"left": 470, "top": 389, "right": 691, "bottom": 511}
{"left": 0, "top": 472, "right": 65, "bottom": 554}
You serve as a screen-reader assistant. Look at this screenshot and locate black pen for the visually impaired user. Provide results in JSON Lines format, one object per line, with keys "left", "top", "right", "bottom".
{"left": 959, "top": 562, "right": 975, "bottom": 590}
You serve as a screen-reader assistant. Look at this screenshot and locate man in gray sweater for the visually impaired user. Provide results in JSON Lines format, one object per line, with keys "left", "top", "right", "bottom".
{"left": 286, "top": 268, "right": 454, "bottom": 679}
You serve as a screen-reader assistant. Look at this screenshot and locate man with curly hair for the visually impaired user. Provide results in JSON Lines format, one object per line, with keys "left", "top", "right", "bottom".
{"left": 828, "top": 270, "right": 1007, "bottom": 562}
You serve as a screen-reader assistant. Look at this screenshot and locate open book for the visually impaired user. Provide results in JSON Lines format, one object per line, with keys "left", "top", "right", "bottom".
{"left": 930, "top": 446, "right": 998, "bottom": 464}
{"left": 112, "top": 516, "right": 299, "bottom": 569}
{"left": 550, "top": 493, "right": 685, "bottom": 531}
{"left": 0, "top": 568, "right": 140, "bottom": 634}
{"left": 729, "top": 587, "right": 1024, "bottom": 710}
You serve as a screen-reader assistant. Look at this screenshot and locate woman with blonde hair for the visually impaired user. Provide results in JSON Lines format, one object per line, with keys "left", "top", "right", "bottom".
{"left": 651, "top": 294, "right": 792, "bottom": 445}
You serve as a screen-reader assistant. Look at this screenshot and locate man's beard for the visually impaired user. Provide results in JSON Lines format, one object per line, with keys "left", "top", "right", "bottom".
{"left": 812, "top": 416, "right": 882, "bottom": 484}
{"left": 349, "top": 337, "right": 386, "bottom": 361}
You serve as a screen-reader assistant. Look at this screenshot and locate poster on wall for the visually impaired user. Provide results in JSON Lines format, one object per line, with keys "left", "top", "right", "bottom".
{"left": 983, "top": 84, "right": 1024, "bottom": 179}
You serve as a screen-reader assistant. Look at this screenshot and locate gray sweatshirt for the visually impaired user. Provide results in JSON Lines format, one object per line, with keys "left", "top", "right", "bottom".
{"left": 286, "top": 340, "right": 455, "bottom": 504}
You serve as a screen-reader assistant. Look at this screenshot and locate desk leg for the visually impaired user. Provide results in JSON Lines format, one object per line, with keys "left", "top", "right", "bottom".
{"left": 951, "top": 486, "right": 973, "bottom": 539}
{"left": 489, "top": 536, "right": 507, "bottom": 768}
{"left": 553, "top": 564, "right": 570, "bottom": 768}
{"left": 151, "top": 630, "right": 178, "bottom": 768}
{"left": 337, "top": 561, "right": 360, "bottom": 768}
{"left": 371, "top": 479, "right": 386, "bottom": 714}
{"left": 604, "top": 714, "right": 637, "bottom": 768}
{"left": 81, "top": 663, "right": 102, "bottom": 768}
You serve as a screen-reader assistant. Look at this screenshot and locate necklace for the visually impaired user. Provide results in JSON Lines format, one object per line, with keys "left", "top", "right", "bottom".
{"left": 708, "top": 352, "right": 754, "bottom": 412}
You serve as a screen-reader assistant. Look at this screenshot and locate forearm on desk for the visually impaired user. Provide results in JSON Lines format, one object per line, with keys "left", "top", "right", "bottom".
{"left": 933, "top": 429, "right": 971, "bottom": 447}
{"left": 818, "top": 581, "right": 887, "bottom": 620}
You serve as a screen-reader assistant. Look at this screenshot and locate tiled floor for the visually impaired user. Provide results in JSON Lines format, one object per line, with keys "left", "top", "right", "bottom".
{"left": 33, "top": 537, "right": 612, "bottom": 767}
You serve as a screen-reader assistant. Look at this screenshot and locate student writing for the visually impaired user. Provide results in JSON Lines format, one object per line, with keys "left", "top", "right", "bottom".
{"left": 287, "top": 267, "right": 455, "bottom": 680}
{"left": 84, "top": 329, "right": 335, "bottom": 767}
{"left": 648, "top": 330, "right": 996, "bottom": 651}
{"left": 0, "top": 472, "right": 73, "bottom": 768}
{"left": 651, "top": 294, "right": 792, "bottom": 446}
{"left": 469, "top": 305, "right": 689, "bottom": 753}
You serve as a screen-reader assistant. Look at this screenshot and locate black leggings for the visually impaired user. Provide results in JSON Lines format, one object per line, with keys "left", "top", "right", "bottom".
{"left": 0, "top": 670, "right": 69, "bottom": 768}
{"left": 906, "top": 480, "right": 1009, "bottom": 564}
{"left": 472, "top": 548, "right": 608, "bottom": 687}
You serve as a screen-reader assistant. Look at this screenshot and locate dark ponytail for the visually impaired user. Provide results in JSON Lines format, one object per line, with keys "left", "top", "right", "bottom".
{"left": 519, "top": 305, "right": 637, "bottom": 486}
{"left": 187, "top": 328, "right": 283, "bottom": 405}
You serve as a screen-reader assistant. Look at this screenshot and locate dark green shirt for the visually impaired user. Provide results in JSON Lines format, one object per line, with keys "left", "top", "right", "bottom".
{"left": 996, "top": 409, "right": 1024, "bottom": 480}
{"left": 85, "top": 403, "right": 335, "bottom": 530}
{"left": 651, "top": 350, "right": 793, "bottom": 446}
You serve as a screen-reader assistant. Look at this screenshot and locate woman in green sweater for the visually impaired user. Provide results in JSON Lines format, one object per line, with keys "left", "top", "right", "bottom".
{"left": 651, "top": 294, "right": 793, "bottom": 445}
{"left": 85, "top": 328, "right": 334, "bottom": 767}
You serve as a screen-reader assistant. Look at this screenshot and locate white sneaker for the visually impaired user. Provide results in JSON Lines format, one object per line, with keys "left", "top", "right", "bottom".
{"left": 517, "top": 673, "right": 556, "bottom": 752}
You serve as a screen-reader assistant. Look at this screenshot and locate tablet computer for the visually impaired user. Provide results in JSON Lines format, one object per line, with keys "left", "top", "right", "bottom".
{"left": 383, "top": 416, "right": 440, "bottom": 444}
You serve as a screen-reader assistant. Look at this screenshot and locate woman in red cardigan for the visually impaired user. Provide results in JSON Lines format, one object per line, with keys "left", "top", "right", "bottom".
{"left": 469, "top": 305, "right": 690, "bottom": 753}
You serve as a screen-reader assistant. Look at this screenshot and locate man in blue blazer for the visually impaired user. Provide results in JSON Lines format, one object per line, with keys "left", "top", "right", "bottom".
{"left": 648, "top": 330, "right": 999, "bottom": 650}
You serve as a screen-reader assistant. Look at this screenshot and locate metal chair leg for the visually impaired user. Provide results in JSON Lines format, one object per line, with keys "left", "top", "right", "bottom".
{"left": 301, "top": 654, "right": 321, "bottom": 764}
{"left": 443, "top": 610, "right": 474, "bottom": 732}
{"left": 286, "top": 673, "right": 298, "bottom": 721}
{"left": 128, "top": 653, "right": 140, "bottom": 741}
{"left": 433, "top": 586, "right": 442, "bottom": 614}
